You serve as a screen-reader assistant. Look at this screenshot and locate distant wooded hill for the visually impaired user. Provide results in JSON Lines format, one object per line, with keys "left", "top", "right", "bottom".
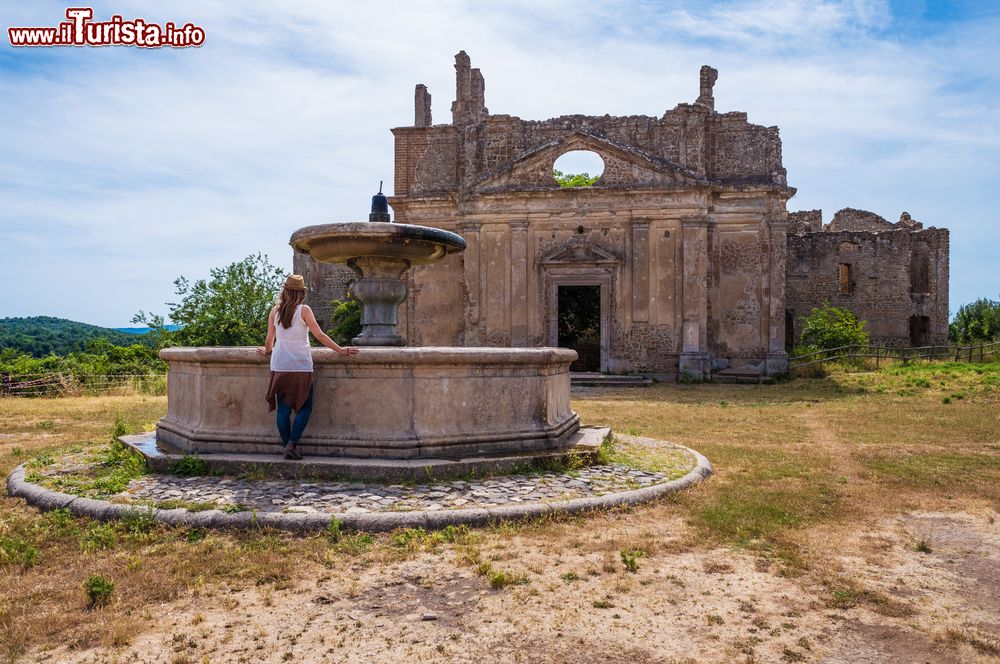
{"left": 0, "top": 317, "right": 156, "bottom": 357}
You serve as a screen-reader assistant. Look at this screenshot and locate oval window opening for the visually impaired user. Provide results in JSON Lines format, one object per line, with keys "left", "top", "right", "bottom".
{"left": 553, "top": 150, "right": 604, "bottom": 188}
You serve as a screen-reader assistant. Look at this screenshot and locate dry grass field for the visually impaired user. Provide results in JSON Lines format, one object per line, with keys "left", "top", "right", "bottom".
{"left": 1, "top": 362, "right": 999, "bottom": 663}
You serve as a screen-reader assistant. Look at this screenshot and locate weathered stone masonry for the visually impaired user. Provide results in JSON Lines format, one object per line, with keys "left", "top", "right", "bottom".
{"left": 786, "top": 209, "right": 949, "bottom": 348}
{"left": 385, "top": 53, "right": 792, "bottom": 378}
{"left": 298, "top": 51, "right": 950, "bottom": 377}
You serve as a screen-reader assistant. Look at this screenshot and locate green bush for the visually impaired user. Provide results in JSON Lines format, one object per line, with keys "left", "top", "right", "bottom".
{"left": 950, "top": 296, "right": 1000, "bottom": 343}
{"left": 83, "top": 575, "right": 115, "bottom": 609}
{"left": 799, "top": 303, "right": 869, "bottom": 351}
{"left": 327, "top": 296, "right": 362, "bottom": 346}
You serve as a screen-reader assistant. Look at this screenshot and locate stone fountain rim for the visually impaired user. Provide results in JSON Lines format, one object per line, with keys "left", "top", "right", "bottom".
{"left": 290, "top": 221, "right": 467, "bottom": 252}
{"left": 158, "top": 346, "right": 578, "bottom": 365}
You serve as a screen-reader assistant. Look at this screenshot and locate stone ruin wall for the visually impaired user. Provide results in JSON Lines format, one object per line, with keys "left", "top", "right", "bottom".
{"left": 786, "top": 209, "right": 949, "bottom": 348}
{"left": 386, "top": 53, "right": 792, "bottom": 376}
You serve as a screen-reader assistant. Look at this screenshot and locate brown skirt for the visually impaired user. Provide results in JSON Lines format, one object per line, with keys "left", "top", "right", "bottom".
{"left": 265, "top": 371, "right": 313, "bottom": 412}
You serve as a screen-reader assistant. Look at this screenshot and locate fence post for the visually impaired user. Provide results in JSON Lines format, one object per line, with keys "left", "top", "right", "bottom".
{"left": 875, "top": 346, "right": 880, "bottom": 369}
{"left": 1, "top": 373, "right": 9, "bottom": 397}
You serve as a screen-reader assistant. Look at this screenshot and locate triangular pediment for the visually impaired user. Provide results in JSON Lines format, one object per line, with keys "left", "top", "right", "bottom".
{"left": 473, "top": 130, "right": 706, "bottom": 193}
{"left": 541, "top": 241, "right": 619, "bottom": 266}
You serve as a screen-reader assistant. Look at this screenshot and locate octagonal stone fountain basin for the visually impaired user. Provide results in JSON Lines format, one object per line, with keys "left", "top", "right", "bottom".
{"left": 155, "top": 346, "right": 579, "bottom": 460}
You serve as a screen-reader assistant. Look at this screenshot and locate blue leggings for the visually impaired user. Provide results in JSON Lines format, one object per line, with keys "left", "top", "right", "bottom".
{"left": 276, "top": 385, "right": 314, "bottom": 445}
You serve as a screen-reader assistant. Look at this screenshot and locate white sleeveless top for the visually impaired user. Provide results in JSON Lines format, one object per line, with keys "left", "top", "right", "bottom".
{"left": 270, "top": 305, "right": 313, "bottom": 372}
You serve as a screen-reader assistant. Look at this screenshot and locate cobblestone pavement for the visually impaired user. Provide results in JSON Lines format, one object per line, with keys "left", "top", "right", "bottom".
{"left": 121, "top": 464, "right": 671, "bottom": 514}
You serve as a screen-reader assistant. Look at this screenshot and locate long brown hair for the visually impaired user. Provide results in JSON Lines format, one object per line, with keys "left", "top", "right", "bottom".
{"left": 276, "top": 288, "right": 306, "bottom": 329}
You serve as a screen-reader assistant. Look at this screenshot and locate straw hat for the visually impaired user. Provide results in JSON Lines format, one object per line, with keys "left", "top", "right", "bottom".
{"left": 284, "top": 274, "right": 307, "bottom": 291}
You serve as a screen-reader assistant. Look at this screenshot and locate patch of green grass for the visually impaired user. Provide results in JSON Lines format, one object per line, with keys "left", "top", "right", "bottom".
{"left": 332, "top": 532, "right": 375, "bottom": 556}
{"left": 154, "top": 499, "right": 217, "bottom": 512}
{"left": 602, "top": 438, "right": 695, "bottom": 478}
{"left": 327, "top": 518, "right": 343, "bottom": 543}
{"left": 80, "top": 522, "right": 118, "bottom": 551}
{"left": 592, "top": 599, "right": 613, "bottom": 609}
{"left": 168, "top": 454, "right": 210, "bottom": 478}
{"left": 32, "top": 439, "right": 149, "bottom": 499}
{"left": 119, "top": 508, "right": 157, "bottom": 535}
{"left": 824, "top": 579, "right": 912, "bottom": 617}
{"left": 560, "top": 571, "right": 581, "bottom": 582}
{"left": 620, "top": 548, "right": 642, "bottom": 573}
{"left": 863, "top": 452, "right": 1000, "bottom": 490}
{"left": 26, "top": 450, "right": 54, "bottom": 469}
{"left": 83, "top": 575, "right": 115, "bottom": 609}
{"left": 690, "top": 481, "right": 841, "bottom": 545}
{"left": 40, "top": 508, "right": 79, "bottom": 538}
{"left": 485, "top": 567, "right": 530, "bottom": 589}
{"left": 0, "top": 535, "right": 38, "bottom": 567}
{"left": 186, "top": 528, "right": 207, "bottom": 543}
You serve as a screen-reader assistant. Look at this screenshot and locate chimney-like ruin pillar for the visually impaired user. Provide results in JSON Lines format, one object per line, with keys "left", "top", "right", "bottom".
{"left": 415, "top": 84, "right": 432, "bottom": 127}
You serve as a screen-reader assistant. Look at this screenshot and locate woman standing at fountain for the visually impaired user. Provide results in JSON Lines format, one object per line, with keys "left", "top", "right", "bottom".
{"left": 260, "top": 275, "right": 359, "bottom": 460}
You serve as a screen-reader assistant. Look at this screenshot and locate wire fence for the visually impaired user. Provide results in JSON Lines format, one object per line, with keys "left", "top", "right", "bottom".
{"left": 0, "top": 372, "right": 167, "bottom": 398}
{"left": 789, "top": 341, "right": 1000, "bottom": 371}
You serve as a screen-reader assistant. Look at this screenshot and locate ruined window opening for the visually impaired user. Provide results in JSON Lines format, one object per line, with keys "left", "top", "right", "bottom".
{"left": 911, "top": 248, "right": 931, "bottom": 294}
{"left": 838, "top": 263, "right": 852, "bottom": 294}
{"left": 553, "top": 150, "right": 604, "bottom": 188}
{"left": 909, "top": 315, "right": 930, "bottom": 347}
{"left": 785, "top": 309, "right": 796, "bottom": 351}
{"left": 558, "top": 285, "right": 601, "bottom": 372}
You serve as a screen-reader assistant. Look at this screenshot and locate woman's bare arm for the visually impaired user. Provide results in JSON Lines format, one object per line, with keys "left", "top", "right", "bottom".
{"left": 302, "top": 305, "right": 360, "bottom": 355}
{"left": 257, "top": 307, "right": 278, "bottom": 355}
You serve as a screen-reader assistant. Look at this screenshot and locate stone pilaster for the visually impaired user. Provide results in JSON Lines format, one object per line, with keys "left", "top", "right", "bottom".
{"left": 510, "top": 220, "right": 529, "bottom": 346}
{"left": 766, "top": 217, "right": 789, "bottom": 375}
{"left": 680, "top": 216, "right": 710, "bottom": 379}
{"left": 631, "top": 219, "right": 650, "bottom": 323}
{"left": 461, "top": 220, "right": 482, "bottom": 345}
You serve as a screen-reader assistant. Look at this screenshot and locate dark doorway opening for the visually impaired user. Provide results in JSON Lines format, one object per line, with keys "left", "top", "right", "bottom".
{"left": 785, "top": 309, "right": 796, "bottom": 351}
{"left": 909, "top": 315, "right": 930, "bottom": 347}
{"left": 558, "top": 285, "right": 601, "bottom": 372}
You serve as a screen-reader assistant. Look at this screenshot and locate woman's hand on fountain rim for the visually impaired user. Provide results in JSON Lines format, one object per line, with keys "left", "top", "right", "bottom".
{"left": 255, "top": 347, "right": 271, "bottom": 356}
{"left": 339, "top": 346, "right": 360, "bottom": 356}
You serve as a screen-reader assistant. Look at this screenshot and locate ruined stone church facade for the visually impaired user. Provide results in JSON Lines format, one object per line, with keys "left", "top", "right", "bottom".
{"left": 295, "top": 52, "right": 949, "bottom": 378}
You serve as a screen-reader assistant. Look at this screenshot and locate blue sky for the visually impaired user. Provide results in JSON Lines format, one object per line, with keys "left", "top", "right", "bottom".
{"left": 1, "top": 0, "right": 997, "bottom": 327}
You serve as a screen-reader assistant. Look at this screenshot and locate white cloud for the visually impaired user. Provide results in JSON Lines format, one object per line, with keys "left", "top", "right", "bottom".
{"left": 0, "top": 0, "right": 998, "bottom": 325}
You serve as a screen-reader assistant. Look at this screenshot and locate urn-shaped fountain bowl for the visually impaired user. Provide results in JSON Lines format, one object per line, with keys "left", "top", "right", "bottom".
{"left": 290, "top": 222, "right": 466, "bottom": 346}
{"left": 290, "top": 222, "right": 466, "bottom": 265}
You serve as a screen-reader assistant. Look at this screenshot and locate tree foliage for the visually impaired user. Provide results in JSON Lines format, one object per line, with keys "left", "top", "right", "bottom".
{"left": 798, "top": 303, "right": 869, "bottom": 351}
{"left": 0, "top": 340, "right": 165, "bottom": 379}
{"left": 949, "top": 296, "right": 1000, "bottom": 343}
{"left": 553, "top": 169, "right": 599, "bottom": 188}
{"left": 135, "top": 253, "right": 285, "bottom": 347}
{"left": 0, "top": 316, "right": 151, "bottom": 357}
{"left": 327, "top": 296, "right": 362, "bottom": 346}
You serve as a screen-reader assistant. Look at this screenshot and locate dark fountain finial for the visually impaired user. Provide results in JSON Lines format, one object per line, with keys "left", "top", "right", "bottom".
{"left": 369, "top": 180, "right": 391, "bottom": 222}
